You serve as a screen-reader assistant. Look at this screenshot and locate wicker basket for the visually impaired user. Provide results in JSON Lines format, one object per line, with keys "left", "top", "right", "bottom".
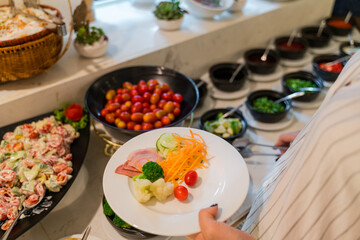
{"left": 0, "top": 2, "right": 73, "bottom": 83}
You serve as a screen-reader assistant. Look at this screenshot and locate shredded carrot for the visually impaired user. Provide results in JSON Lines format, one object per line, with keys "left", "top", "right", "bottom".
{"left": 158, "top": 130, "right": 208, "bottom": 186}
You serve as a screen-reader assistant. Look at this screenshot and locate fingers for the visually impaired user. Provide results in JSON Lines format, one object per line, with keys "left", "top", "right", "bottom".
{"left": 198, "top": 204, "right": 218, "bottom": 230}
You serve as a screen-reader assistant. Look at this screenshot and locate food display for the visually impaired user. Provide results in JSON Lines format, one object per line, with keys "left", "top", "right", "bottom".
{"left": 100, "top": 79, "right": 183, "bottom": 131}
{"left": 252, "top": 97, "right": 285, "bottom": 114}
{"left": 277, "top": 41, "right": 305, "bottom": 51}
{"left": 203, "top": 113, "right": 243, "bottom": 138}
{"left": 318, "top": 62, "right": 344, "bottom": 73}
{"left": 285, "top": 78, "right": 317, "bottom": 92}
{"left": 0, "top": 116, "right": 79, "bottom": 230}
{"left": 115, "top": 131, "right": 208, "bottom": 203}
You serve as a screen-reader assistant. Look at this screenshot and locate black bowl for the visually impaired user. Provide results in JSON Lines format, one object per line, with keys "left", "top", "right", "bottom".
{"left": 340, "top": 41, "right": 360, "bottom": 56}
{"left": 103, "top": 197, "right": 156, "bottom": 239}
{"left": 326, "top": 17, "right": 354, "bottom": 36}
{"left": 281, "top": 71, "right": 323, "bottom": 102}
{"left": 244, "top": 49, "right": 280, "bottom": 75}
{"left": 85, "top": 66, "right": 199, "bottom": 141}
{"left": 301, "top": 26, "right": 332, "bottom": 48}
{"left": 209, "top": 63, "right": 248, "bottom": 92}
{"left": 312, "top": 54, "right": 344, "bottom": 82}
{"left": 193, "top": 79, "right": 208, "bottom": 107}
{"left": 199, "top": 108, "right": 247, "bottom": 142}
{"left": 245, "top": 90, "right": 291, "bottom": 123}
{"left": 275, "top": 36, "right": 308, "bottom": 60}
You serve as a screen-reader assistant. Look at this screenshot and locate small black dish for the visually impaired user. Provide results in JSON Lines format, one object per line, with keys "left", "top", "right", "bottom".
{"left": 275, "top": 36, "right": 309, "bottom": 60}
{"left": 312, "top": 54, "right": 344, "bottom": 82}
{"left": 103, "top": 197, "right": 156, "bottom": 239}
{"left": 193, "top": 79, "right": 208, "bottom": 108}
{"left": 340, "top": 41, "right": 360, "bottom": 56}
{"left": 199, "top": 108, "right": 247, "bottom": 142}
{"left": 281, "top": 71, "right": 323, "bottom": 102}
{"left": 209, "top": 63, "right": 248, "bottom": 92}
{"left": 301, "top": 26, "right": 332, "bottom": 48}
{"left": 245, "top": 90, "right": 291, "bottom": 123}
{"left": 326, "top": 17, "right": 354, "bottom": 36}
{"left": 244, "top": 49, "right": 280, "bottom": 75}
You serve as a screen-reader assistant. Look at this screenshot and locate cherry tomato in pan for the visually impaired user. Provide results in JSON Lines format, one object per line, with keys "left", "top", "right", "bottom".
{"left": 174, "top": 186, "right": 188, "bottom": 201}
{"left": 173, "top": 93, "right": 183, "bottom": 103}
{"left": 184, "top": 171, "right": 198, "bottom": 186}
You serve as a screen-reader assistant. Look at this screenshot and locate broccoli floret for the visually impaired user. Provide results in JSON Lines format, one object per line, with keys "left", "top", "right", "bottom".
{"left": 142, "top": 162, "right": 164, "bottom": 182}
{"left": 103, "top": 198, "right": 114, "bottom": 216}
{"left": 113, "top": 215, "right": 132, "bottom": 229}
{"left": 132, "top": 173, "right": 146, "bottom": 181}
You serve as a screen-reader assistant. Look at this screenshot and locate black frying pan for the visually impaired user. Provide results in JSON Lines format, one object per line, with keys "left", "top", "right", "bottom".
{"left": 85, "top": 66, "right": 199, "bottom": 140}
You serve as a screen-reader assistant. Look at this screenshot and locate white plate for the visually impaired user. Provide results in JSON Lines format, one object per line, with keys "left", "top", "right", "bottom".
{"left": 280, "top": 52, "right": 313, "bottom": 67}
{"left": 58, "top": 234, "right": 103, "bottom": 240}
{"left": 103, "top": 127, "right": 249, "bottom": 236}
{"left": 242, "top": 106, "right": 294, "bottom": 131}
{"left": 248, "top": 65, "right": 284, "bottom": 82}
{"left": 200, "top": 72, "right": 251, "bottom": 100}
{"left": 309, "top": 40, "right": 340, "bottom": 55}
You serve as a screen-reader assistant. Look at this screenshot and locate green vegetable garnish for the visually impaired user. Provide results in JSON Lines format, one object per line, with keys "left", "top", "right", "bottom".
{"left": 153, "top": 0, "right": 186, "bottom": 20}
{"left": 142, "top": 162, "right": 164, "bottom": 182}
{"left": 285, "top": 78, "right": 317, "bottom": 92}
{"left": 54, "top": 103, "right": 88, "bottom": 131}
{"left": 76, "top": 26, "right": 105, "bottom": 45}
{"left": 103, "top": 198, "right": 115, "bottom": 217}
{"left": 113, "top": 215, "right": 132, "bottom": 229}
{"left": 252, "top": 97, "right": 285, "bottom": 114}
{"left": 132, "top": 173, "right": 147, "bottom": 181}
{"left": 204, "top": 113, "right": 243, "bottom": 138}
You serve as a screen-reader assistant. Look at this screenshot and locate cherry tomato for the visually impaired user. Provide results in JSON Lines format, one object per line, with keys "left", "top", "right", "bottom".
{"left": 132, "top": 85, "right": 139, "bottom": 91}
{"left": 114, "top": 94, "right": 122, "bottom": 104}
{"left": 147, "top": 79, "right": 158, "bottom": 85}
{"left": 142, "top": 102, "right": 150, "bottom": 109}
{"left": 116, "top": 88, "right": 122, "bottom": 94}
{"left": 131, "top": 95, "right": 144, "bottom": 103}
{"left": 167, "top": 113, "right": 175, "bottom": 122}
{"left": 161, "top": 116, "right": 171, "bottom": 126}
{"left": 131, "top": 112, "right": 143, "bottom": 122}
{"left": 184, "top": 171, "right": 198, "bottom": 186}
{"left": 64, "top": 104, "right": 83, "bottom": 121}
{"left": 163, "top": 101, "right": 175, "bottom": 113}
{"left": 150, "top": 104, "right": 157, "bottom": 110}
{"left": 142, "top": 108, "right": 151, "bottom": 114}
{"left": 148, "top": 82, "right": 157, "bottom": 92}
{"left": 127, "top": 121, "right": 136, "bottom": 130}
{"left": 122, "top": 81, "right": 133, "bottom": 90}
{"left": 173, "top": 107, "right": 181, "bottom": 116}
{"left": 100, "top": 109, "right": 109, "bottom": 117}
{"left": 131, "top": 89, "right": 139, "bottom": 96}
{"left": 143, "top": 92, "right": 151, "bottom": 102}
{"left": 119, "top": 111, "right": 131, "bottom": 122}
{"left": 150, "top": 93, "right": 160, "bottom": 105}
{"left": 154, "top": 120, "right": 163, "bottom": 128}
{"left": 105, "top": 113, "right": 116, "bottom": 123}
{"left": 158, "top": 99, "right": 166, "bottom": 109}
{"left": 154, "top": 88, "right": 162, "bottom": 95}
{"left": 115, "top": 119, "right": 126, "bottom": 129}
{"left": 138, "top": 80, "right": 146, "bottom": 86}
{"left": 155, "top": 109, "right": 166, "bottom": 119}
{"left": 120, "top": 104, "right": 130, "bottom": 112}
{"left": 174, "top": 102, "right": 181, "bottom": 108}
{"left": 138, "top": 84, "right": 149, "bottom": 94}
{"left": 161, "top": 92, "right": 172, "bottom": 101}
{"left": 131, "top": 102, "right": 143, "bottom": 113}
{"left": 121, "top": 93, "right": 131, "bottom": 102}
{"left": 174, "top": 186, "right": 188, "bottom": 201}
{"left": 134, "top": 124, "right": 142, "bottom": 131}
{"left": 173, "top": 93, "right": 183, "bottom": 103}
{"left": 142, "top": 122, "right": 153, "bottom": 130}
{"left": 124, "top": 101, "right": 132, "bottom": 108}
{"left": 105, "top": 89, "right": 116, "bottom": 100}
{"left": 143, "top": 112, "right": 157, "bottom": 123}
{"left": 160, "top": 83, "right": 170, "bottom": 92}
{"left": 106, "top": 103, "right": 121, "bottom": 112}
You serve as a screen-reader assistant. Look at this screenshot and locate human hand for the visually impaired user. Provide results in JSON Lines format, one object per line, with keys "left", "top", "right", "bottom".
{"left": 187, "top": 204, "right": 255, "bottom": 240}
{"left": 274, "top": 130, "right": 300, "bottom": 154}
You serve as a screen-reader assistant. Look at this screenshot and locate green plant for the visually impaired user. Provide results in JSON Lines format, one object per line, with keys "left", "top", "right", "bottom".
{"left": 76, "top": 25, "right": 105, "bottom": 45}
{"left": 153, "top": 0, "right": 187, "bottom": 20}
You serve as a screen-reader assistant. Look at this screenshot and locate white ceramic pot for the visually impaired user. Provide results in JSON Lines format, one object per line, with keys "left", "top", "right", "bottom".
{"left": 74, "top": 36, "right": 109, "bottom": 58}
{"left": 184, "top": 0, "right": 234, "bottom": 19}
{"left": 155, "top": 17, "right": 184, "bottom": 31}
{"left": 229, "top": 0, "right": 246, "bottom": 12}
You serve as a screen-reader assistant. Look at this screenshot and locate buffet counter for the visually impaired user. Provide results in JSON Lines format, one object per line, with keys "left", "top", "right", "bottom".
{"left": 0, "top": 0, "right": 339, "bottom": 239}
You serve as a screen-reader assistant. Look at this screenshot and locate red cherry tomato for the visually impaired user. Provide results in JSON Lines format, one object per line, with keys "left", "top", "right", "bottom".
{"left": 173, "top": 93, "right": 183, "bottom": 103}
{"left": 184, "top": 171, "right": 198, "bottom": 186}
{"left": 161, "top": 116, "right": 171, "bottom": 126}
{"left": 64, "top": 104, "right": 83, "bottom": 121}
{"left": 161, "top": 92, "right": 172, "bottom": 101}
{"left": 174, "top": 186, "right": 188, "bottom": 201}
{"left": 131, "top": 102, "right": 143, "bottom": 113}
{"left": 100, "top": 108, "right": 109, "bottom": 117}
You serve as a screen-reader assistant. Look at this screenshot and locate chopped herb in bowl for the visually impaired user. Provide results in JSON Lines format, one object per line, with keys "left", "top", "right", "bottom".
{"left": 285, "top": 78, "right": 317, "bottom": 92}
{"left": 252, "top": 97, "right": 285, "bottom": 114}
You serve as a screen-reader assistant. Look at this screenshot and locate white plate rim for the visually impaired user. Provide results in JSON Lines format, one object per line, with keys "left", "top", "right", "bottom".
{"left": 103, "top": 127, "right": 249, "bottom": 236}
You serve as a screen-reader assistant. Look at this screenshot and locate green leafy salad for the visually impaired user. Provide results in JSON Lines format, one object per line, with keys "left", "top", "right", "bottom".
{"left": 204, "top": 112, "right": 243, "bottom": 138}
{"left": 252, "top": 97, "right": 285, "bottom": 114}
{"left": 103, "top": 198, "right": 132, "bottom": 229}
{"left": 285, "top": 78, "right": 317, "bottom": 92}
{"left": 54, "top": 103, "right": 88, "bottom": 131}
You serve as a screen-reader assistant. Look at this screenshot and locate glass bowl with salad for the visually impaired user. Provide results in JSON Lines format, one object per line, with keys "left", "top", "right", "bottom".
{"left": 245, "top": 90, "right": 291, "bottom": 123}
{"left": 281, "top": 71, "right": 323, "bottom": 102}
{"left": 199, "top": 108, "right": 247, "bottom": 141}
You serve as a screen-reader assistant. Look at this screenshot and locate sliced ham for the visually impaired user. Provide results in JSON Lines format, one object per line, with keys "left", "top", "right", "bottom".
{"left": 115, "top": 148, "right": 162, "bottom": 178}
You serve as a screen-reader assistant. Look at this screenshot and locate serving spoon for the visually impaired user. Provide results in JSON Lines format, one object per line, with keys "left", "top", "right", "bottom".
{"left": 274, "top": 91, "right": 306, "bottom": 103}
{"left": 1, "top": 195, "right": 45, "bottom": 240}
{"left": 260, "top": 38, "right": 274, "bottom": 62}
{"left": 232, "top": 138, "right": 288, "bottom": 150}
{"left": 287, "top": 29, "right": 298, "bottom": 47}
{"left": 237, "top": 147, "right": 281, "bottom": 158}
{"left": 316, "top": 20, "right": 326, "bottom": 37}
{"left": 229, "top": 63, "right": 244, "bottom": 83}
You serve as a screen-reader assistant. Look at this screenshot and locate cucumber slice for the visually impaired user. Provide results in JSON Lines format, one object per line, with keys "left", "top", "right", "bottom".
{"left": 156, "top": 133, "right": 178, "bottom": 158}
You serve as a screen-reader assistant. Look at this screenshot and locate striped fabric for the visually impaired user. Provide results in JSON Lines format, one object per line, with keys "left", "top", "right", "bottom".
{"left": 242, "top": 51, "right": 360, "bottom": 240}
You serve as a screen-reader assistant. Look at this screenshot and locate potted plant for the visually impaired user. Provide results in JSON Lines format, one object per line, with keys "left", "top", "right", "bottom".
{"left": 73, "top": 0, "right": 108, "bottom": 58}
{"left": 153, "top": 0, "right": 187, "bottom": 31}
